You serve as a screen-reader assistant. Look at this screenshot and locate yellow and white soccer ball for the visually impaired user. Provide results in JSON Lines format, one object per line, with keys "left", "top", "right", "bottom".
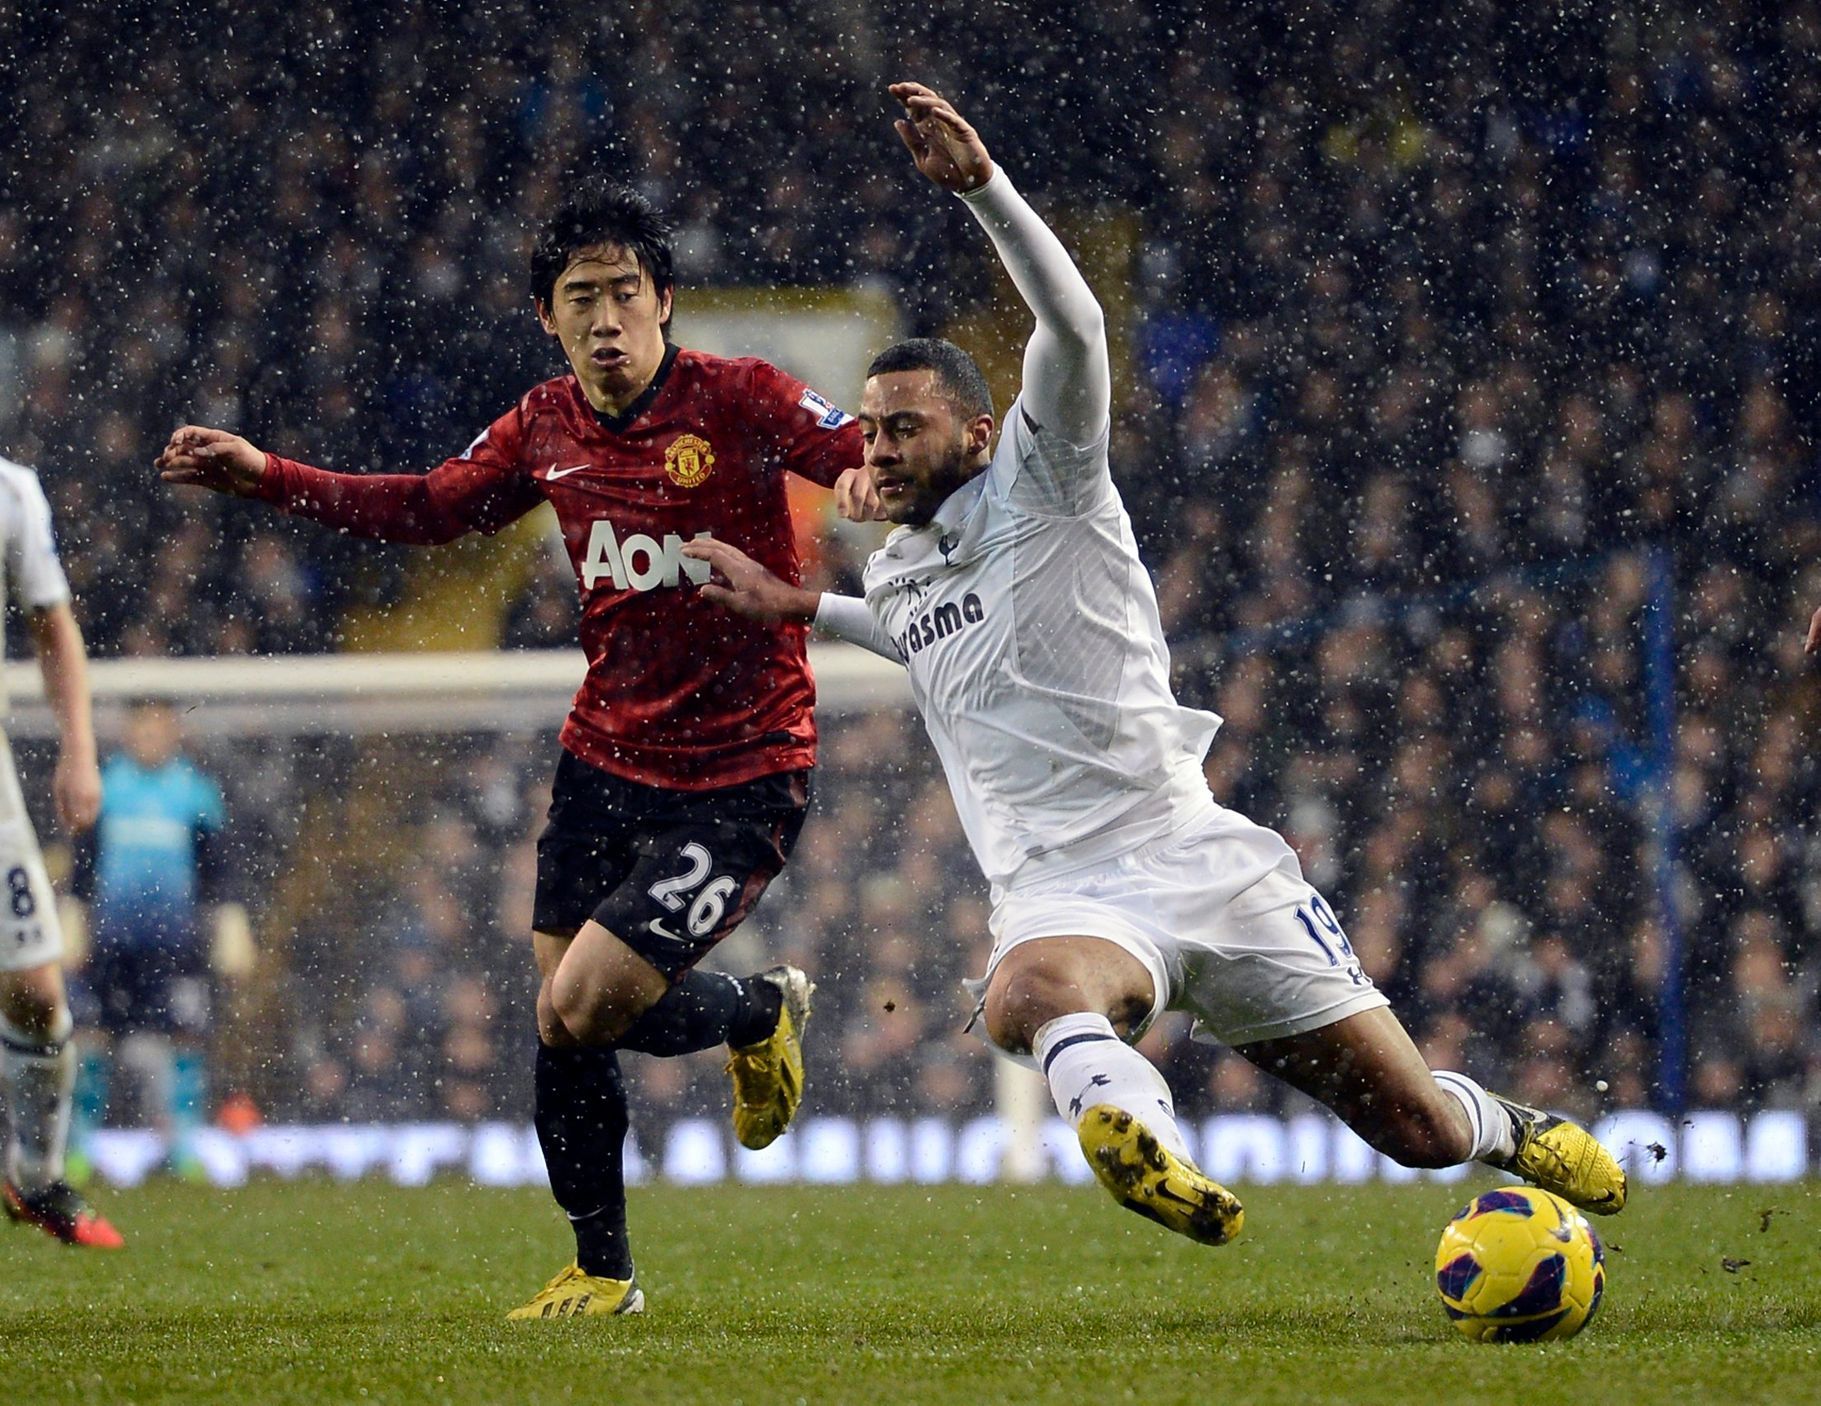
{"left": 1434, "top": 1186, "right": 1606, "bottom": 1343}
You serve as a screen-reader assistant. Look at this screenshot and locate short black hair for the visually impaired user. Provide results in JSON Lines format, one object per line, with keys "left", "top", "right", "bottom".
{"left": 529, "top": 179, "right": 675, "bottom": 318}
{"left": 867, "top": 338, "right": 994, "bottom": 421}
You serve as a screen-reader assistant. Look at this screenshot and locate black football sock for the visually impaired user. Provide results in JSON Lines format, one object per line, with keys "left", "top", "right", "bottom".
{"left": 727, "top": 972, "right": 783, "bottom": 1049}
{"left": 616, "top": 970, "right": 779, "bottom": 1056}
{"left": 533, "top": 1042, "right": 633, "bottom": 1279}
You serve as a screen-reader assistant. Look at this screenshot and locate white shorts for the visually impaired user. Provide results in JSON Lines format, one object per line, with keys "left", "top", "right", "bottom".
{"left": 0, "top": 733, "right": 64, "bottom": 973}
{"left": 972, "top": 803, "right": 1388, "bottom": 1066}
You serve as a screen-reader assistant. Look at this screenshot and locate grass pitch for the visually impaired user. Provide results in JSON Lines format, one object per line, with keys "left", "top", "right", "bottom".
{"left": 4, "top": 1177, "right": 1818, "bottom": 1405}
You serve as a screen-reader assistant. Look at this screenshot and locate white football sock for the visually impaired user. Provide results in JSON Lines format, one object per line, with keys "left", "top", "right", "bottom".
{"left": 1434, "top": 1069, "right": 1516, "bottom": 1162}
{"left": 1033, "top": 1012, "right": 1190, "bottom": 1162}
{"left": 1, "top": 1009, "right": 75, "bottom": 1190}
{"left": 119, "top": 1032, "right": 177, "bottom": 1135}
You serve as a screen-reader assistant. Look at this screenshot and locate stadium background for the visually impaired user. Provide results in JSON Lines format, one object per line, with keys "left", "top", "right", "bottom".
{"left": 2, "top": 1, "right": 1818, "bottom": 1182}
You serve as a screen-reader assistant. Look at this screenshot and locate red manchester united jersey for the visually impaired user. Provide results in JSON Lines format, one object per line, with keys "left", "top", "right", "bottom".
{"left": 258, "top": 347, "right": 864, "bottom": 789}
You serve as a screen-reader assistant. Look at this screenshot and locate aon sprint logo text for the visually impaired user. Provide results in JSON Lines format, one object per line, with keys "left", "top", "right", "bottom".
{"left": 582, "top": 522, "right": 713, "bottom": 592}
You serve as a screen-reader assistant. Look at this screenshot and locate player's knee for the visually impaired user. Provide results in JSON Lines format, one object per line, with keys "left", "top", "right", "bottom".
{"left": 982, "top": 963, "right": 1082, "bottom": 1055}
{"left": 548, "top": 971, "right": 645, "bottom": 1046}
{"left": 0, "top": 968, "right": 66, "bottom": 1039}
{"left": 548, "top": 983, "right": 617, "bottom": 1045}
{"left": 980, "top": 996, "right": 1028, "bottom": 1055}
{"left": 535, "top": 982, "right": 579, "bottom": 1048}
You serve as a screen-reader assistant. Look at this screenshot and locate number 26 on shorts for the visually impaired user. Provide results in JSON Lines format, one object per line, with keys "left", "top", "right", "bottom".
{"left": 646, "top": 841, "right": 737, "bottom": 941}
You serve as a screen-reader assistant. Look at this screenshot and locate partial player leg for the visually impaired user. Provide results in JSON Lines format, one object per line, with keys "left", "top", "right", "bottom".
{"left": 573, "top": 947, "right": 807, "bottom": 1151}
{"left": 68, "top": 1036, "right": 112, "bottom": 1183}
{"left": 0, "top": 962, "right": 122, "bottom": 1249}
{"left": 0, "top": 965, "right": 75, "bottom": 1190}
{"left": 169, "top": 1040, "right": 209, "bottom": 1179}
{"left": 514, "top": 927, "right": 643, "bottom": 1319}
{"left": 983, "top": 936, "right": 1243, "bottom": 1246}
{"left": 547, "top": 918, "right": 809, "bottom": 1148}
{"left": 1236, "top": 1008, "right": 1480, "bottom": 1165}
{"left": 521, "top": 917, "right": 803, "bottom": 1318}
{"left": 512, "top": 1036, "right": 643, "bottom": 1319}
{"left": 167, "top": 969, "right": 214, "bottom": 1179}
{"left": 612, "top": 967, "right": 783, "bottom": 1056}
{"left": 569, "top": 795, "right": 815, "bottom": 1151}
{"left": 517, "top": 766, "right": 814, "bottom": 1317}
{"left": 118, "top": 1031, "right": 177, "bottom": 1143}
{"left": 1235, "top": 1006, "right": 1626, "bottom": 1213}
{"left": 544, "top": 920, "right": 671, "bottom": 1045}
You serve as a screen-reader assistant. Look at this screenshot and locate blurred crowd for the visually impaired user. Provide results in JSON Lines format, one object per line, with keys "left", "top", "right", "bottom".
{"left": 3, "top": 1, "right": 1819, "bottom": 1138}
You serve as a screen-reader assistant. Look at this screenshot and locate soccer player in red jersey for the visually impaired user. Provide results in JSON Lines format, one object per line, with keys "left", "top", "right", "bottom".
{"left": 158, "top": 182, "right": 874, "bottom": 1318}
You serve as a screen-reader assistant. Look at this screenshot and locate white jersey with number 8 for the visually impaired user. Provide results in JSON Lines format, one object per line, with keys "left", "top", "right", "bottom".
{"left": 0, "top": 455, "right": 72, "bottom": 970}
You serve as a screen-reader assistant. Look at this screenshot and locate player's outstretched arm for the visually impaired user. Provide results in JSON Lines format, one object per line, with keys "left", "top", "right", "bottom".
{"left": 891, "top": 82, "right": 1108, "bottom": 446}
{"left": 683, "top": 539, "right": 899, "bottom": 660}
{"left": 683, "top": 539, "right": 819, "bottom": 623}
{"left": 1807, "top": 605, "right": 1820, "bottom": 654}
{"left": 156, "top": 426, "right": 268, "bottom": 497}
{"left": 159, "top": 423, "right": 519, "bottom": 545}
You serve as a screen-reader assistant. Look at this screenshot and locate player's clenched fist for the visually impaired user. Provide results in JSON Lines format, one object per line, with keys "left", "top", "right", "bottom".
{"left": 51, "top": 750, "right": 101, "bottom": 833}
{"left": 156, "top": 426, "right": 267, "bottom": 497}
{"left": 833, "top": 466, "right": 886, "bottom": 522}
{"left": 1808, "top": 605, "right": 1820, "bottom": 655}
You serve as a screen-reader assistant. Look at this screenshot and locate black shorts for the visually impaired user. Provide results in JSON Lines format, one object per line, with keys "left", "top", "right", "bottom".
{"left": 81, "top": 941, "right": 211, "bottom": 1038}
{"left": 532, "top": 750, "right": 810, "bottom": 980}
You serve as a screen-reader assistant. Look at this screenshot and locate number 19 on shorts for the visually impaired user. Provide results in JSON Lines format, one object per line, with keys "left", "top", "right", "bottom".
{"left": 1294, "top": 893, "right": 1368, "bottom": 986}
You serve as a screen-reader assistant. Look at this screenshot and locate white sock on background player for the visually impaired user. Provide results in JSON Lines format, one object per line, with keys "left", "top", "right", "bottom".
{"left": 1433, "top": 1069, "right": 1517, "bottom": 1162}
{"left": 0, "top": 1009, "right": 75, "bottom": 1190}
{"left": 1033, "top": 1011, "right": 1191, "bottom": 1162}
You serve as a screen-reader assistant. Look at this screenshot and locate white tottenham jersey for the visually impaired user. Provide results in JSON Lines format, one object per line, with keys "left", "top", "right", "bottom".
{"left": 859, "top": 401, "right": 1222, "bottom": 892}
{"left": 0, "top": 456, "right": 72, "bottom": 713}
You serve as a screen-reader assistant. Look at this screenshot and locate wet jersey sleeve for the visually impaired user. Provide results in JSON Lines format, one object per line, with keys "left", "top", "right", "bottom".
{"left": 4, "top": 470, "right": 72, "bottom": 610}
{"left": 814, "top": 591, "right": 900, "bottom": 661}
{"left": 746, "top": 360, "right": 865, "bottom": 489}
{"left": 959, "top": 169, "right": 1110, "bottom": 449}
{"left": 255, "top": 403, "right": 545, "bottom": 544}
{"left": 959, "top": 170, "right": 1113, "bottom": 515}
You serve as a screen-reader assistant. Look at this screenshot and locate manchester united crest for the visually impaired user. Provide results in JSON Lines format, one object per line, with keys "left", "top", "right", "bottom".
{"left": 664, "top": 433, "right": 715, "bottom": 488}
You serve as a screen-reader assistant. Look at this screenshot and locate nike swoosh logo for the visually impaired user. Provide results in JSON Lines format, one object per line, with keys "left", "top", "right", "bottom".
{"left": 546, "top": 463, "right": 592, "bottom": 480}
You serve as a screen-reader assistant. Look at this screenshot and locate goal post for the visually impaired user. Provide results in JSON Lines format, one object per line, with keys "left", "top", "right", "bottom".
{"left": 1, "top": 643, "right": 912, "bottom": 738}
{"left": 3, "top": 645, "right": 915, "bottom": 1128}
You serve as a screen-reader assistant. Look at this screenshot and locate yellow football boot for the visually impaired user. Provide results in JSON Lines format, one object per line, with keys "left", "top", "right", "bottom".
{"left": 726, "top": 966, "right": 813, "bottom": 1150}
{"left": 1077, "top": 1104, "right": 1244, "bottom": 1246}
{"left": 1488, "top": 1094, "right": 1627, "bottom": 1215}
{"left": 506, "top": 1264, "right": 644, "bottom": 1320}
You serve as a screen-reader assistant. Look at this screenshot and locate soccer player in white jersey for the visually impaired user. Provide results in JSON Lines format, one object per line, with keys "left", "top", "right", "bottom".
{"left": 0, "top": 455, "right": 121, "bottom": 1248}
{"left": 687, "top": 82, "right": 1628, "bottom": 1243}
